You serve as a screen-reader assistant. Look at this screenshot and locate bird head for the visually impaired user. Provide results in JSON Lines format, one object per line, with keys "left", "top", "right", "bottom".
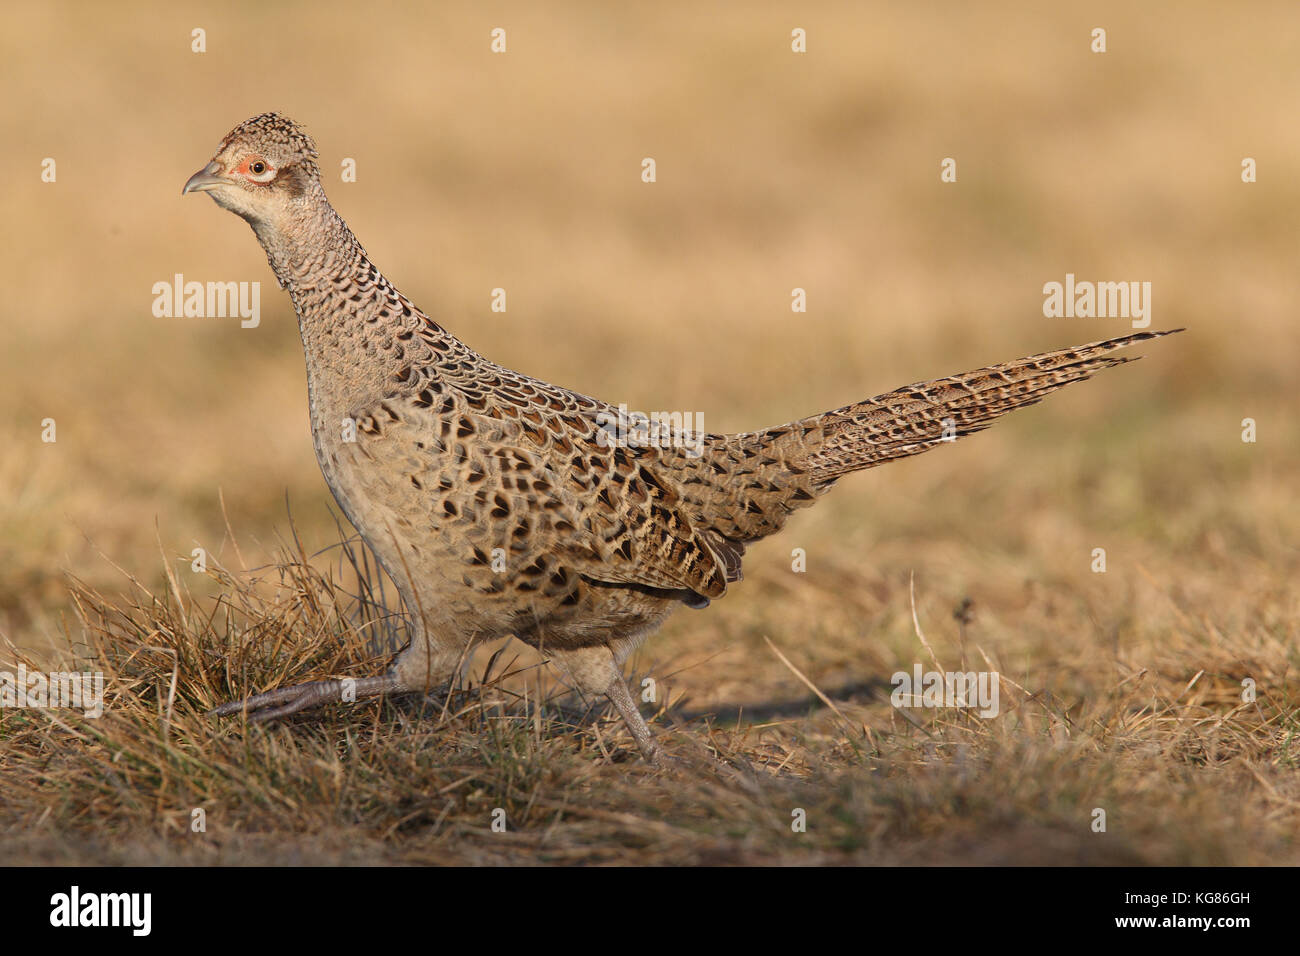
{"left": 182, "top": 112, "right": 322, "bottom": 224}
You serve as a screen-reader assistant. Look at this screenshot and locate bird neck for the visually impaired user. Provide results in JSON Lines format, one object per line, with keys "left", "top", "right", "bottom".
{"left": 251, "top": 190, "right": 369, "bottom": 301}
{"left": 250, "top": 189, "right": 454, "bottom": 369}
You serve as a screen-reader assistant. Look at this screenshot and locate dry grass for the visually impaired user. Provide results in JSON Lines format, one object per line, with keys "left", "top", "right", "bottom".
{"left": 3, "top": 511, "right": 1298, "bottom": 866}
{"left": 3, "top": 1, "right": 1300, "bottom": 864}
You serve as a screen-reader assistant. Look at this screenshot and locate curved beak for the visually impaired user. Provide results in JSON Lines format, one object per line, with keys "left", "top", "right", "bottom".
{"left": 182, "top": 161, "right": 226, "bottom": 196}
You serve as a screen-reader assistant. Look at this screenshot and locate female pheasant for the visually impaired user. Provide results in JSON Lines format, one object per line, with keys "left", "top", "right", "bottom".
{"left": 186, "top": 113, "right": 1177, "bottom": 762}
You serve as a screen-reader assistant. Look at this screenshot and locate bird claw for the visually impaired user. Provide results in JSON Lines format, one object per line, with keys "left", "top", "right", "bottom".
{"left": 210, "top": 679, "right": 345, "bottom": 723}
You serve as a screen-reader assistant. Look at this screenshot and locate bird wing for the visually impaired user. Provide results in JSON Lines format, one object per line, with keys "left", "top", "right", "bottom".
{"left": 361, "top": 356, "right": 733, "bottom": 601}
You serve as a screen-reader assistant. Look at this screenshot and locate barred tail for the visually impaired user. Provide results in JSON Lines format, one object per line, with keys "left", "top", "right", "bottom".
{"left": 803, "top": 329, "right": 1182, "bottom": 483}
{"left": 681, "top": 329, "right": 1180, "bottom": 554}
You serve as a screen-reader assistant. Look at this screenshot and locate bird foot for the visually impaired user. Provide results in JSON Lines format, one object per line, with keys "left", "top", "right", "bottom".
{"left": 210, "top": 674, "right": 398, "bottom": 723}
{"left": 644, "top": 743, "right": 683, "bottom": 769}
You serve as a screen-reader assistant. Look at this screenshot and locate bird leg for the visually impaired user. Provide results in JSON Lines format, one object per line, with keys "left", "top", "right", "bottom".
{"left": 213, "top": 639, "right": 668, "bottom": 764}
{"left": 210, "top": 673, "right": 401, "bottom": 723}
{"left": 603, "top": 674, "right": 663, "bottom": 765}
{"left": 547, "top": 644, "right": 666, "bottom": 764}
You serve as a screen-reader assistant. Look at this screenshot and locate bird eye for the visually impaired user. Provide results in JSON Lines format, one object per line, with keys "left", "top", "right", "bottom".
{"left": 241, "top": 156, "right": 277, "bottom": 183}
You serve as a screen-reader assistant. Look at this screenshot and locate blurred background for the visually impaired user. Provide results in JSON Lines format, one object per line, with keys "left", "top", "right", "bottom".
{"left": 1, "top": 1, "right": 1296, "bottom": 710}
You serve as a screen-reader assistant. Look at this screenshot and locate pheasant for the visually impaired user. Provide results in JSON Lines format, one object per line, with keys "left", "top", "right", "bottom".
{"left": 186, "top": 113, "right": 1178, "bottom": 762}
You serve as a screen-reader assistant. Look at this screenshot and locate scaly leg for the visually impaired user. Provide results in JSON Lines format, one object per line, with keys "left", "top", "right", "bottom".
{"left": 211, "top": 624, "right": 465, "bottom": 724}
{"left": 603, "top": 671, "right": 663, "bottom": 764}
{"left": 550, "top": 644, "right": 663, "bottom": 764}
{"left": 210, "top": 674, "right": 400, "bottom": 722}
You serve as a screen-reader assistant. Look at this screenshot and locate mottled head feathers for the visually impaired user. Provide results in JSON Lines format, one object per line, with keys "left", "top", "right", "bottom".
{"left": 216, "top": 112, "right": 320, "bottom": 178}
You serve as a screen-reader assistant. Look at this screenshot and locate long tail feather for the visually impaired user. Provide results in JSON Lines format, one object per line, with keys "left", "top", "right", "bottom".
{"left": 804, "top": 329, "right": 1182, "bottom": 482}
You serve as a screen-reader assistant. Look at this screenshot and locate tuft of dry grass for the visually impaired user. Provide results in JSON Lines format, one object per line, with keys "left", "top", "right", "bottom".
{"left": 2, "top": 515, "right": 1297, "bottom": 866}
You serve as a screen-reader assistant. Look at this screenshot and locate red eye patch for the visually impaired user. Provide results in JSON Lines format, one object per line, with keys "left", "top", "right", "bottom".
{"left": 235, "top": 156, "right": 276, "bottom": 179}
